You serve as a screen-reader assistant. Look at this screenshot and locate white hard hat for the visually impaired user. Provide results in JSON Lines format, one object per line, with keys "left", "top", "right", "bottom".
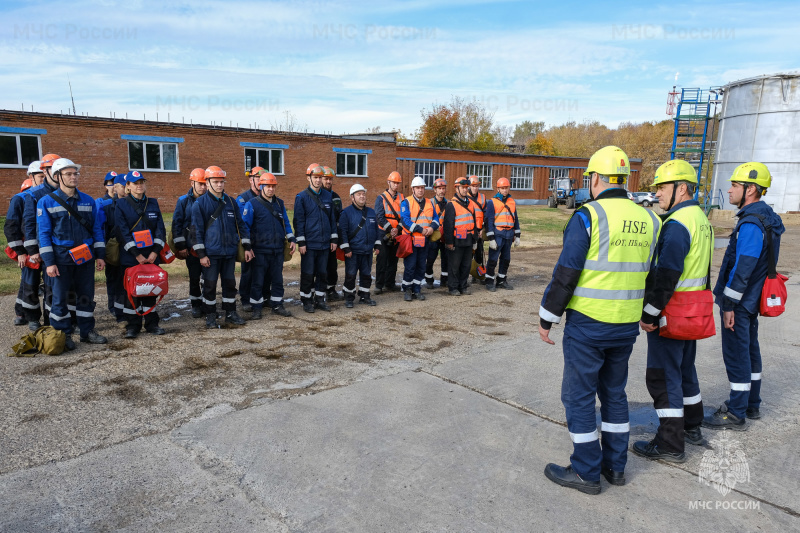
{"left": 51, "top": 158, "right": 81, "bottom": 174}
{"left": 350, "top": 183, "right": 366, "bottom": 196}
{"left": 27, "top": 161, "right": 42, "bottom": 175}
{"left": 410, "top": 176, "right": 426, "bottom": 188}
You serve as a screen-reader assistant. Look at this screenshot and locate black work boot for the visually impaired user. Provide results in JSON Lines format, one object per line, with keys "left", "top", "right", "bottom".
{"left": 746, "top": 407, "right": 761, "bottom": 419}
{"left": 191, "top": 306, "right": 203, "bottom": 319}
{"left": 685, "top": 426, "right": 705, "bottom": 446}
{"left": 81, "top": 329, "right": 108, "bottom": 344}
{"left": 14, "top": 316, "right": 25, "bottom": 326}
{"left": 327, "top": 289, "right": 343, "bottom": 302}
{"left": 28, "top": 321, "right": 41, "bottom": 332}
{"left": 601, "top": 467, "right": 625, "bottom": 486}
{"left": 404, "top": 291, "right": 412, "bottom": 302}
{"left": 359, "top": 296, "right": 377, "bottom": 306}
{"left": 206, "top": 313, "right": 219, "bottom": 329}
{"left": 64, "top": 335, "right": 76, "bottom": 351}
{"left": 314, "top": 297, "right": 331, "bottom": 312}
{"left": 345, "top": 299, "right": 354, "bottom": 308}
{"left": 631, "top": 440, "right": 686, "bottom": 463}
{"left": 486, "top": 279, "right": 497, "bottom": 292}
{"left": 425, "top": 280, "right": 434, "bottom": 289}
{"left": 496, "top": 279, "right": 514, "bottom": 290}
{"left": 544, "top": 463, "right": 600, "bottom": 495}
{"left": 272, "top": 305, "right": 291, "bottom": 317}
{"left": 145, "top": 325, "right": 165, "bottom": 335}
{"left": 303, "top": 300, "right": 315, "bottom": 313}
{"left": 702, "top": 403, "right": 746, "bottom": 431}
{"left": 251, "top": 308, "right": 263, "bottom": 320}
{"left": 124, "top": 326, "right": 139, "bottom": 339}
{"left": 413, "top": 292, "right": 426, "bottom": 301}
{"left": 225, "top": 311, "right": 246, "bottom": 325}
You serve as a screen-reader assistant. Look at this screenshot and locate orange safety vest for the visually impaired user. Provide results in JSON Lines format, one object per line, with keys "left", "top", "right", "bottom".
{"left": 432, "top": 197, "right": 447, "bottom": 223}
{"left": 491, "top": 196, "right": 516, "bottom": 230}
{"left": 469, "top": 193, "right": 486, "bottom": 230}
{"left": 381, "top": 190, "right": 405, "bottom": 229}
{"left": 403, "top": 196, "right": 434, "bottom": 235}
{"left": 451, "top": 196, "right": 476, "bottom": 240}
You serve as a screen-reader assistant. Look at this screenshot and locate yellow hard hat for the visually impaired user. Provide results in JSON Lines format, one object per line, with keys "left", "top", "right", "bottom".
{"left": 652, "top": 159, "right": 698, "bottom": 187}
{"left": 583, "top": 146, "right": 630, "bottom": 184}
{"left": 729, "top": 162, "right": 771, "bottom": 190}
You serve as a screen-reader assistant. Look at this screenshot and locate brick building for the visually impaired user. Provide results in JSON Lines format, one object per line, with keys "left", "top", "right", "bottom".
{"left": 1, "top": 111, "right": 641, "bottom": 211}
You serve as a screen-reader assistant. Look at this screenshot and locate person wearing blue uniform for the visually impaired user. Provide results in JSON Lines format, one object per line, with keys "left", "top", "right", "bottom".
{"left": 172, "top": 168, "right": 207, "bottom": 318}
{"left": 95, "top": 171, "right": 117, "bottom": 208}
{"left": 339, "top": 184, "right": 380, "bottom": 308}
{"left": 241, "top": 171, "right": 296, "bottom": 319}
{"left": 322, "top": 166, "right": 344, "bottom": 302}
{"left": 400, "top": 176, "right": 440, "bottom": 301}
{"left": 293, "top": 164, "right": 338, "bottom": 313}
{"left": 236, "top": 166, "right": 263, "bottom": 312}
{"left": 633, "top": 160, "right": 713, "bottom": 463}
{"left": 115, "top": 171, "right": 167, "bottom": 338}
{"left": 484, "top": 178, "right": 521, "bottom": 292}
{"left": 97, "top": 172, "right": 127, "bottom": 322}
{"left": 539, "top": 146, "right": 661, "bottom": 494}
{"left": 37, "top": 158, "right": 108, "bottom": 351}
{"left": 703, "top": 162, "right": 785, "bottom": 430}
{"left": 424, "top": 178, "right": 449, "bottom": 289}
{"left": 191, "top": 166, "right": 252, "bottom": 329}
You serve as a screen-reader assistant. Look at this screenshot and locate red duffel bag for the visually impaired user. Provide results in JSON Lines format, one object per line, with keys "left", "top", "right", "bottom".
{"left": 659, "top": 289, "right": 716, "bottom": 341}
{"left": 124, "top": 264, "right": 169, "bottom": 316}
{"left": 395, "top": 233, "right": 413, "bottom": 258}
{"left": 761, "top": 273, "right": 788, "bottom": 317}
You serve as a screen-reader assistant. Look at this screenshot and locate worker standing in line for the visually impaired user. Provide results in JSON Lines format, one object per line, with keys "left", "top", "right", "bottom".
{"left": 115, "top": 171, "right": 167, "bottom": 338}
{"left": 294, "top": 164, "right": 338, "bottom": 313}
{"left": 236, "top": 166, "right": 263, "bottom": 312}
{"left": 425, "top": 178, "right": 449, "bottom": 289}
{"left": 172, "top": 168, "right": 208, "bottom": 318}
{"left": 96, "top": 171, "right": 117, "bottom": 206}
{"left": 241, "top": 171, "right": 296, "bottom": 319}
{"left": 538, "top": 146, "right": 661, "bottom": 494}
{"left": 467, "top": 175, "right": 487, "bottom": 284}
{"left": 484, "top": 177, "right": 521, "bottom": 292}
{"left": 632, "top": 159, "right": 713, "bottom": 463}
{"left": 400, "top": 176, "right": 439, "bottom": 301}
{"left": 37, "top": 158, "right": 108, "bottom": 351}
{"left": 5, "top": 162, "right": 42, "bottom": 328}
{"left": 97, "top": 172, "right": 128, "bottom": 322}
{"left": 191, "top": 166, "right": 252, "bottom": 329}
{"left": 703, "top": 162, "right": 785, "bottom": 430}
{"left": 442, "top": 178, "right": 478, "bottom": 296}
{"left": 322, "top": 166, "right": 344, "bottom": 302}
{"left": 374, "top": 171, "right": 404, "bottom": 294}
{"left": 338, "top": 184, "right": 380, "bottom": 308}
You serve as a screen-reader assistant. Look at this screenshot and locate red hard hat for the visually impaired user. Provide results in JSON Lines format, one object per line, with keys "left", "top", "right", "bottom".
{"left": 248, "top": 166, "right": 264, "bottom": 177}
{"left": 40, "top": 154, "right": 61, "bottom": 168}
{"left": 189, "top": 168, "right": 207, "bottom": 183}
{"left": 469, "top": 175, "right": 481, "bottom": 185}
{"left": 20, "top": 178, "right": 33, "bottom": 192}
{"left": 433, "top": 178, "right": 447, "bottom": 188}
{"left": 497, "top": 177, "right": 510, "bottom": 188}
{"left": 323, "top": 166, "right": 336, "bottom": 178}
{"left": 388, "top": 171, "right": 402, "bottom": 183}
{"left": 205, "top": 165, "right": 227, "bottom": 179}
{"left": 258, "top": 172, "right": 278, "bottom": 186}
{"left": 306, "top": 163, "right": 323, "bottom": 176}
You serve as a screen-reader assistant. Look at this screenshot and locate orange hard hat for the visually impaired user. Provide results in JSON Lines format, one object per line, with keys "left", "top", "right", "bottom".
{"left": 189, "top": 168, "right": 206, "bottom": 183}
{"left": 20, "top": 178, "right": 33, "bottom": 192}
{"left": 258, "top": 172, "right": 278, "bottom": 186}
{"left": 497, "top": 177, "right": 510, "bottom": 188}
{"left": 306, "top": 163, "right": 323, "bottom": 176}
{"left": 433, "top": 178, "right": 447, "bottom": 188}
{"left": 40, "top": 154, "right": 61, "bottom": 168}
{"left": 248, "top": 166, "right": 264, "bottom": 177}
{"left": 469, "top": 175, "right": 481, "bottom": 185}
{"left": 388, "top": 171, "right": 402, "bottom": 183}
{"left": 322, "top": 166, "right": 336, "bottom": 178}
{"left": 205, "top": 165, "right": 227, "bottom": 179}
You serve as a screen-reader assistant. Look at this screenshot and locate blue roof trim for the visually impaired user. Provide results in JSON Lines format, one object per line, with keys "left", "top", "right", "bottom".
{"left": 0, "top": 126, "right": 47, "bottom": 135}
{"left": 397, "top": 157, "right": 587, "bottom": 170}
{"left": 240, "top": 142, "right": 289, "bottom": 149}
{"left": 121, "top": 134, "right": 184, "bottom": 143}
{"left": 333, "top": 147, "right": 372, "bottom": 154}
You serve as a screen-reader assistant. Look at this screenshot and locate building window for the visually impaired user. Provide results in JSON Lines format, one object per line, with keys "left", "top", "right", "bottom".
{"left": 128, "top": 141, "right": 179, "bottom": 171}
{"left": 414, "top": 161, "right": 445, "bottom": 188}
{"left": 337, "top": 153, "right": 368, "bottom": 177}
{"left": 582, "top": 172, "right": 591, "bottom": 189}
{"left": 244, "top": 148, "right": 284, "bottom": 174}
{"left": 549, "top": 167, "right": 570, "bottom": 191}
{"left": 510, "top": 166, "right": 534, "bottom": 190}
{"left": 467, "top": 163, "right": 493, "bottom": 189}
{"left": 0, "top": 133, "right": 41, "bottom": 168}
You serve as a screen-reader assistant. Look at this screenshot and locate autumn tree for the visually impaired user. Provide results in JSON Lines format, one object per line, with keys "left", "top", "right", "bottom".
{"left": 418, "top": 104, "right": 462, "bottom": 148}
{"left": 524, "top": 133, "right": 556, "bottom": 156}
{"left": 513, "top": 120, "right": 545, "bottom": 146}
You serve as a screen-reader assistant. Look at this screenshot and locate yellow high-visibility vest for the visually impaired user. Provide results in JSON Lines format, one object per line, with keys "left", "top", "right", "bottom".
{"left": 663, "top": 204, "right": 714, "bottom": 293}
{"left": 566, "top": 197, "right": 662, "bottom": 323}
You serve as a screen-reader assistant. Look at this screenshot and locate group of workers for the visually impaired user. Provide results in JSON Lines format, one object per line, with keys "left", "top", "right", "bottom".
{"left": 538, "top": 146, "right": 784, "bottom": 495}
{"left": 4, "top": 157, "right": 521, "bottom": 343}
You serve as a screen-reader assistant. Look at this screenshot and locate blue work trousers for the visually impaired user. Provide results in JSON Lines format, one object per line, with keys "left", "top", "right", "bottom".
{"left": 721, "top": 306, "right": 762, "bottom": 418}
{"left": 250, "top": 251, "right": 285, "bottom": 309}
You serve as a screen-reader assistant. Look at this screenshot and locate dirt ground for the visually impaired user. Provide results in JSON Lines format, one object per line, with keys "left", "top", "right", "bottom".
{"left": 1, "top": 217, "right": 798, "bottom": 476}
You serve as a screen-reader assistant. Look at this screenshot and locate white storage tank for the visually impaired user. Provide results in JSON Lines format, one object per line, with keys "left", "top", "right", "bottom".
{"left": 711, "top": 72, "right": 800, "bottom": 213}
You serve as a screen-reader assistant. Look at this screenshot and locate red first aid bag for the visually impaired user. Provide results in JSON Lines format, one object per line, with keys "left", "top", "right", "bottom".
{"left": 159, "top": 242, "right": 176, "bottom": 264}
{"left": 5, "top": 245, "right": 40, "bottom": 269}
{"left": 124, "top": 264, "right": 169, "bottom": 316}
{"left": 335, "top": 247, "right": 346, "bottom": 261}
{"left": 659, "top": 290, "right": 716, "bottom": 341}
{"left": 761, "top": 273, "right": 788, "bottom": 317}
{"left": 395, "top": 233, "right": 413, "bottom": 258}
{"left": 134, "top": 229, "right": 153, "bottom": 248}
{"left": 69, "top": 244, "right": 93, "bottom": 265}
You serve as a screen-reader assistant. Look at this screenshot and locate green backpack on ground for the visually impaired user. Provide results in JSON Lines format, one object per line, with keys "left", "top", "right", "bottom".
{"left": 9, "top": 326, "right": 66, "bottom": 357}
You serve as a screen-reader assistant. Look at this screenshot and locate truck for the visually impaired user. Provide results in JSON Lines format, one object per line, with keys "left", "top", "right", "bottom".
{"left": 547, "top": 178, "right": 590, "bottom": 209}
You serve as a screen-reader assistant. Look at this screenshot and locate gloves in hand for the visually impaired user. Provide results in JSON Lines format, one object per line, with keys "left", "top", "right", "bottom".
{"left": 514, "top": 237, "right": 520, "bottom": 247}
{"left": 489, "top": 240, "right": 498, "bottom": 250}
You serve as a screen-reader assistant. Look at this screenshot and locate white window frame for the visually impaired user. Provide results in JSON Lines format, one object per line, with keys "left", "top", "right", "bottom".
{"left": 510, "top": 166, "right": 534, "bottom": 190}
{"left": 582, "top": 172, "right": 591, "bottom": 189}
{"left": 244, "top": 148, "right": 284, "bottom": 175}
{"left": 0, "top": 133, "right": 42, "bottom": 168}
{"left": 549, "top": 167, "right": 570, "bottom": 191}
{"left": 337, "top": 152, "right": 368, "bottom": 177}
{"left": 467, "top": 163, "right": 493, "bottom": 190}
{"left": 127, "top": 141, "right": 180, "bottom": 172}
{"left": 415, "top": 161, "right": 445, "bottom": 189}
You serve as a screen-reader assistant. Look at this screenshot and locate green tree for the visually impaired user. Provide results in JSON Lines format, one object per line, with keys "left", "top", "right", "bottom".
{"left": 418, "top": 105, "right": 462, "bottom": 148}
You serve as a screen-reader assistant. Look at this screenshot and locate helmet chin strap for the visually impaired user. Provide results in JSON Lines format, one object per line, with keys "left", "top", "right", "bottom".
{"left": 666, "top": 183, "right": 678, "bottom": 212}
{"left": 737, "top": 183, "right": 747, "bottom": 209}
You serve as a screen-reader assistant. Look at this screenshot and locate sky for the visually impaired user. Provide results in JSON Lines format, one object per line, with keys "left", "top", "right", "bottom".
{"left": 1, "top": 0, "right": 798, "bottom": 137}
